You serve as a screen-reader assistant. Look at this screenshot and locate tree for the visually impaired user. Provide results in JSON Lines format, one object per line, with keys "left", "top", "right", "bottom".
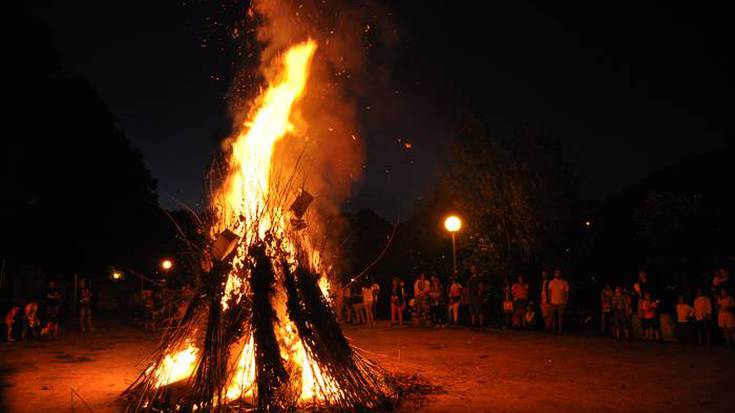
{"left": 1, "top": 9, "right": 161, "bottom": 277}
{"left": 440, "top": 118, "right": 574, "bottom": 280}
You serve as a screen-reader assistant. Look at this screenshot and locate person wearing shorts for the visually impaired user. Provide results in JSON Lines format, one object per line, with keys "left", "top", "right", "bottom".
{"left": 448, "top": 279, "right": 463, "bottom": 326}
{"left": 548, "top": 270, "right": 569, "bottom": 334}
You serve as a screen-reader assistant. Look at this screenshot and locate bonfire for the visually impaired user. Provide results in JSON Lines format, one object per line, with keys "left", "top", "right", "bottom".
{"left": 124, "top": 35, "right": 404, "bottom": 412}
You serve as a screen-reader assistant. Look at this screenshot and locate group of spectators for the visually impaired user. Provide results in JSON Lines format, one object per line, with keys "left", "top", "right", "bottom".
{"left": 600, "top": 268, "right": 733, "bottom": 345}
{"left": 3, "top": 280, "right": 93, "bottom": 342}
{"left": 335, "top": 265, "right": 573, "bottom": 332}
{"left": 333, "top": 265, "right": 734, "bottom": 346}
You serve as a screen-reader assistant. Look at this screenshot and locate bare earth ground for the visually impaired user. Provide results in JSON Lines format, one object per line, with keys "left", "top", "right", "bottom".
{"left": 1, "top": 320, "right": 734, "bottom": 413}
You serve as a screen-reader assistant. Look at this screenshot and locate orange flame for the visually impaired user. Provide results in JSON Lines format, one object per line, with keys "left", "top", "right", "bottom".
{"left": 151, "top": 39, "right": 336, "bottom": 405}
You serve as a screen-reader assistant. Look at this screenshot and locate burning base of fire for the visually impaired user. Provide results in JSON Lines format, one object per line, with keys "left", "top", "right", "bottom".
{"left": 123, "top": 38, "right": 422, "bottom": 412}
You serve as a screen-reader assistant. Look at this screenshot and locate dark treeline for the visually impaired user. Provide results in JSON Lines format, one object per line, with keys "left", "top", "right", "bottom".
{"left": 337, "top": 117, "right": 734, "bottom": 319}
{"left": 0, "top": 7, "right": 181, "bottom": 304}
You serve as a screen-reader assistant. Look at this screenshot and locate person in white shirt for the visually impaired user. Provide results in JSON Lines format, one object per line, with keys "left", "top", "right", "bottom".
{"left": 548, "top": 269, "right": 570, "bottom": 334}
{"left": 362, "top": 278, "right": 380, "bottom": 326}
{"left": 693, "top": 288, "right": 713, "bottom": 345}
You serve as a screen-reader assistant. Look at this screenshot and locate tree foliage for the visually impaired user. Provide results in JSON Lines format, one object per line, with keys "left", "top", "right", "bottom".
{"left": 441, "top": 118, "right": 574, "bottom": 278}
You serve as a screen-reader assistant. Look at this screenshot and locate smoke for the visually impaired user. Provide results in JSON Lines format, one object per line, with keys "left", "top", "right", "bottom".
{"left": 220, "top": 0, "right": 396, "bottom": 269}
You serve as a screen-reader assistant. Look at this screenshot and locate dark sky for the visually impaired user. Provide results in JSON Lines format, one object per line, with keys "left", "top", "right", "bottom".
{"left": 28, "top": 1, "right": 731, "bottom": 217}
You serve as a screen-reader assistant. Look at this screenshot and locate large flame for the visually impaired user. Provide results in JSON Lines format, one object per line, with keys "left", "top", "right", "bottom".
{"left": 151, "top": 39, "right": 336, "bottom": 405}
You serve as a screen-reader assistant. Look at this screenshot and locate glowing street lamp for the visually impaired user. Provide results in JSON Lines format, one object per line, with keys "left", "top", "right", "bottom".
{"left": 112, "top": 271, "right": 123, "bottom": 280}
{"left": 161, "top": 259, "right": 173, "bottom": 272}
{"left": 443, "top": 215, "right": 462, "bottom": 276}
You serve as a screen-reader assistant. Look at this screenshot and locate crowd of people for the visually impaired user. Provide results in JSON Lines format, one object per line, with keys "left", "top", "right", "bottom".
{"left": 334, "top": 265, "right": 572, "bottom": 332}
{"left": 599, "top": 268, "right": 733, "bottom": 345}
{"left": 333, "top": 265, "right": 734, "bottom": 346}
{"left": 3, "top": 280, "right": 88, "bottom": 342}
{"left": 2, "top": 278, "right": 196, "bottom": 342}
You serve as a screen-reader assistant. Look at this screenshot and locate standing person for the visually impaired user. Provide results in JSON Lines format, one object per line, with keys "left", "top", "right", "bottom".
{"left": 548, "top": 269, "right": 570, "bottom": 334}
{"left": 540, "top": 270, "right": 553, "bottom": 332}
{"left": 467, "top": 266, "right": 486, "bottom": 327}
{"left": 362, "top": 278, "right": 379, "bottom": 326}
{"left": 390, "top": 277, "right": 406, "bottom": 327}
{"left": 343, "top": 283, "right": 353, "bottom": 324}
{"left": 511, "top": 275, "right": 529, "bottom": 328}
{"left": 640, "top": 292, "right": 660, "bottom": 341}
{"left": 79, "top": 279, "right": 94, "bottom": 333}
{"left": 4, "top": 305, "right": 19, "bottom": 342}
{"left": 675, "top": 295, "right": 694, "bottom": 344}
{"left": 351, "top": 284, "right": 365, "bottom": 325}
{"left": 502, "top": 283, "right": 514, "bottom": 329}
{"left": 693, "top": 288, "right": 713, "bottom": 345}
{"left": 428, "top": 276, "right": 447, "bottom": 327}
{"left": 142, "top": 289, "right": 156, "bottom": 333}
{"left": 633, "top": 270, "right": 649, "bottom": 318}
{"left": 22, "top": 301, "right": 40, "bottom": 340}
{"left": 716, "top": 288, "right": 734, "bottom": 345}
{"left": 335, "top": 282, "right": 345, "bottom": 322}
{"left": 44, "top": 281, "right": 62, "bottom": 340}
{"left": 611, "top": 286, "right": 632, "bottom": 340}
{"left": 448, "top": 278, "right": 463, "bottom": 326}
{"left": 600, "top": 284, "right": 613, "bottom": 335}
{"left": 413, "top": 273, "right": 430, "bottom": 325}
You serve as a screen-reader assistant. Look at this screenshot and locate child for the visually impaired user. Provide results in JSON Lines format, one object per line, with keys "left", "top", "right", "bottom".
{"left": 693, "top": 288, "right": 713, "bottom": 345}
{"left": 675, "top": 295, "right": 694, "bottom": 344}
{"left": 640, "top": 292, "right": 660, "bottom": 341}
{"left": 22, "top": 301, "right": 40, "bottom": 340}
{"left": 448, "top": 278, "right": 463, "bottom": 326}
{"left": 44, "top": 281, "right": 62, "bottom": 340}
{"left": 4, "top": 305, "right": 20, "bottom": 342}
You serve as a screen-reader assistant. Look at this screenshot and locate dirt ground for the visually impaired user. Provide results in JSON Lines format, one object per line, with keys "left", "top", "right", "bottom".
{"left": 1, "top": 320, "right": 734, "bottom": 413}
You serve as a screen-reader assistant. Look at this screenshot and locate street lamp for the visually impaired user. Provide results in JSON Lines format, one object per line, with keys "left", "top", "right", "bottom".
{"left": 161, "top": 259, "right": 173, "bottom": 272}
{"left": 443, "top": 215, "right": 462, "bottom": 276}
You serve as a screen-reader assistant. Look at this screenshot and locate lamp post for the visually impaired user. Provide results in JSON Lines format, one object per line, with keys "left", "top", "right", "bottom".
{"left": 443, "top": 215, "right": 462, "bottom": 277}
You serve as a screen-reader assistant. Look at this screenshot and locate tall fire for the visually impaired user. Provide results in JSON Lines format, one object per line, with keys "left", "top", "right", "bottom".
{"left": 124, "top": 32, "right": 398, "bottom": 413}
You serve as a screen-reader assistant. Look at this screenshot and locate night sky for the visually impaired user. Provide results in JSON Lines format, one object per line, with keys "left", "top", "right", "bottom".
{"left": 27, "top": 1, "right": 731, "bottom": 217}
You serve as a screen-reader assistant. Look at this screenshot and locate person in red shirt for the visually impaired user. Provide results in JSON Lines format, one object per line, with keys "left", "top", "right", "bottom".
{"left": 639, "top": 292, "right": 660, "bottom": 341}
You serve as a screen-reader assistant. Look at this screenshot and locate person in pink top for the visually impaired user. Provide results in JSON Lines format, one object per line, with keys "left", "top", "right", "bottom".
{"left": 511, "top": 275, "right": 529, "bottom": 328}
{"left": 717, "top": 289, "right": 734, "bottom": 345}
